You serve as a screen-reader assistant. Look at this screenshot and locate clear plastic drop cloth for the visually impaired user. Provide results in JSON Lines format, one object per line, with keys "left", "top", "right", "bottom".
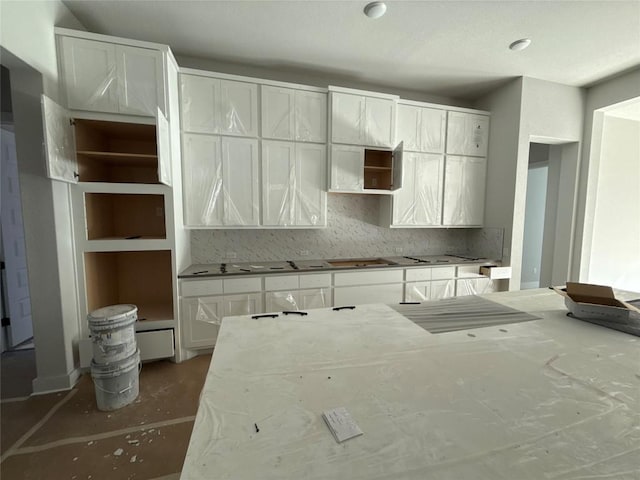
{"left": 41, "top": 95, "right": 77, "bottom": 182}
{"left": 266, "top": 291, "right": 299, "bottom": 312}
{"left": 182, "top": 300, "right": 640, "bottom": 480}
{"left": 195, "top": 298, "right": 222, "bottom": 326}
{"left": 81, "top": 64, "right": 118, "bottom": 111}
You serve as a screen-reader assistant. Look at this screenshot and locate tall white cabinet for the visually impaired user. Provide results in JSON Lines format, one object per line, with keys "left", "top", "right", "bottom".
{"left": 179, "top": 72, "right": 328, "bottom": 228}
{"left": 48, "top": 28, "right": 189, "bottom": 364}
{"left": 381, "top": 100, "right": 489, "bottom": 228}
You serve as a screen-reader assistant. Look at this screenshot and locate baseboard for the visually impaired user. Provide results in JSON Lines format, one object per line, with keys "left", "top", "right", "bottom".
{"left": 31, "top": 367, "right": 82, "bottom": 395}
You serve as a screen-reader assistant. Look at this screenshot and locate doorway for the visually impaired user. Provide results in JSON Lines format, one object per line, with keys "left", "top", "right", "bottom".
{"left": 521, "top": 140, "right": 579, "bottom": 289}
{"left": 1, "top": 65, "right": 33, "bottom": 352}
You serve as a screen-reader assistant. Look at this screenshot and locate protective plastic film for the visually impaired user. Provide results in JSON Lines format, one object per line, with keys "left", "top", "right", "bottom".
{"left": 80, "top": 63, "right": 118, "bottom": 112}
{"left": 195, "top": 298, "right": 222, "bottom": 326}
{"left": 182, "top": 298, "right": 640, "bottom": 480}
{"left": 405, "top": 280, "right": 455, "bottom": 302}
{"left": 41, "top": 95, "right": 77, "bottom": 183}
{"left": 266, "top": 291, "right": 299, "bottom": 312}
{"left": 443, "top": 156, "right": 486, "bottom": 226}
{"left": 183, "top": 134, "right": 224, "bottom": 225}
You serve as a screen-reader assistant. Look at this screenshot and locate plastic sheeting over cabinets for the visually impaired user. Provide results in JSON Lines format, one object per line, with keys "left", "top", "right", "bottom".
{"left": 393, "top": 153, "right": 444, "bottom": 226}
{"left": 330, "top": 91, "right": 396, "bottom": 148}
{"left": 261, "top": 86, "right": 327, "bottom": 143}
{"left": 442, "top": 156, "right": 487, "bottom": 226}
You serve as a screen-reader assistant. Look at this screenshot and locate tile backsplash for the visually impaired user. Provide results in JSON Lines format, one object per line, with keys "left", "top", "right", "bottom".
{"left": 191, "top": 194, "right": 503, "bottom": 263}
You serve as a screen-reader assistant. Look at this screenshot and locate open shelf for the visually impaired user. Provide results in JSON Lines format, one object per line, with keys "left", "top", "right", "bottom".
{"left": 364, "top": 149, "right": 393, "bottom": 190}
{"left": 85, "top": 193, "right": 166, "bottom": 240}
{"left": 84, "top": 250, "right": 174, "bottom": 322}
{"left": 74, "top": 119, "right": 160, "bottom": 183}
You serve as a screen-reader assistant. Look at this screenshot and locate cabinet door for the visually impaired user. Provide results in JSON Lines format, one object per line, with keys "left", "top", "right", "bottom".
{"left": 182, "top": 134, "right": 223, "bottom": 226}
{"left": 60, "top": 36, "right": 119, "bottom": 113}
{"left": 298, "top": 288, "right": 330, "bottom": 309}
{"left": 41, "top": 95, "right": 78, "bottom": 184}
{"left": 180, "top": 74, "right": 219, "bottom": 134}
{"left": 443, "top": 156, "right": 486, "bottom": 226}
{"left": 431, "top": 280, "right": 455, "bottom": 299}
{"left": 156, "top": 108, "right": 172, "bottom": 186}
{"left": 413, "top": 154, "right": 444, "bottom": 225}
{"left": 330, "top": 145, "right": 363, "bottom": 191}
{"left": 219, "top": 80, "right": 258, "bottom": 137}
{"left": 221, "top": 137, "right": 260, "bottom": 226}
{"left": 420, "top": 108, "right": 446, "bottom": 153}
{"left": 295, "top": 90, "right": 327, "bottom": 143}
{"left": 182, "top": 296, "right": 223, "bottom": 348}
{"left": 331, "top": 92, "right": 365, "bottom": 145}
{"left": 365, "top": 96, "right": 395, "bottom": 148}
{"left": 405, "top": 282, "right": 431, "bottom": 302}
{"left": 397, "top": 104, "right": 421, "bottom": 152}
{"left": 117, "top": 45, "right": 165, "bottom": 117}
{"left": 296, "top": 143, "right": 327, "bottom": 226}
{"left": 223, "top": 293, "right": 263, "bottom": 316}
{"left": 392, "top": 153, "right": 417, "bottom": 225}
{"left": 261, "top": 86, "right": 295, "bottom": 140}
{"left": 264, "top": 291, "right": 299, "bottom": 312}
{"left": 262, "top": 140, "right": 296, "bottom": 226}
{"left": 446, "top": 112, "right": 489, "bottom": 156}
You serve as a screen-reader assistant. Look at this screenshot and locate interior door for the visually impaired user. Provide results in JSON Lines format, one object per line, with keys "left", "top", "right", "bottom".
{"left": 0, "top": 130, "right": 33, "bottom": 346}
{"left": 41, "top": 95, "right": 78, "bottom": 184}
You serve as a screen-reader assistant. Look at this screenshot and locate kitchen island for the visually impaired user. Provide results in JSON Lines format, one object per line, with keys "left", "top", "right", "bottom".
{"left": 180, "top": 288, "right": 640, "bottom": 479}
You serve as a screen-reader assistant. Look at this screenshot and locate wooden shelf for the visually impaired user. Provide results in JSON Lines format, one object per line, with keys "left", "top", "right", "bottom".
{"left": 77, "top": 151, "right": 157, "bottom": 161}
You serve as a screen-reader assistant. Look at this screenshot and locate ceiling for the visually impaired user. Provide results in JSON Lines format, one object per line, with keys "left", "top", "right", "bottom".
{"left": 62, "top": 0, "right": 640, "bottom": 100}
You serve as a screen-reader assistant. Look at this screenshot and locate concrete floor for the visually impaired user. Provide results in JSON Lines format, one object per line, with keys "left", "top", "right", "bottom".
{"left": 1, "top": 352, "right": 212, "bottom": 479}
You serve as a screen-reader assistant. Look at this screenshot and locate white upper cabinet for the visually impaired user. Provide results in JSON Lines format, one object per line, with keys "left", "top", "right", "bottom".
{"left": 59, "top": 35, "right": 166, "bottom": 117}
{"left": 442, "top": 156, "right": 486, "bottom": 226}
{"left": 446, "top": 112, "right": 490, "bottom": 157}
{"left": 397, "top": 104, "right": 446, "bottom": 153}
{"left": 262, "top": 141, "right": 326, "bottom": 227}
{"left": 392, "top": 153, "right": 444, "bottom": 226}
{"left": 182, "top": 134, "right": 259, "bottom": 227}
{"left": 180, "top": 74, "right": 258, "bottom": 137}
{"left": 117, "top": 45, "right": 166, "bottom": 117}
{"left": 330, "top": 90, "right": 396, "bottom": 148}
{"left": 261, "top": 86, "right": 327, "bottom": 143}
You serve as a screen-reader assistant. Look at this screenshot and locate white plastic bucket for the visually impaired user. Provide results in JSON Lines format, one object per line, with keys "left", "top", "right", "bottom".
{"left": 91, "top": 349, "right": 140, "bottom": 411}
{"left": 87, "top": 304, "right": 137, "bottom": 364}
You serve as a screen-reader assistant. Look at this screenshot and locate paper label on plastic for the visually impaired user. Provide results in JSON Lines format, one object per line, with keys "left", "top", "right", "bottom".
{"left": 322, "top": 407, "right": 363, "bottom": 443}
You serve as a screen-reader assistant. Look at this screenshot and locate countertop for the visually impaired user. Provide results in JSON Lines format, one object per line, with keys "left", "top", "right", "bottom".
{"left": 181, "top": 289, "right": 640, "bottom": 479}
{"left": 178, "top": 254, "right": 501, "bottom": 279}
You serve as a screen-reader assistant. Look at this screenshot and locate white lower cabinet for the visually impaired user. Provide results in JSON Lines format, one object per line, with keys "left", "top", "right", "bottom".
{"left": 455, "top": 265, "right": 497, "bottom": 296}
{"left": 182, "top": 295, "right": 223, "bottom": 349}
{"left": 405, "top": 280, "right": 455, "bottom": 302}
{"left": 265, "top": 288, "right": 330, "bottom": 312}
{"left": 334, "top": 284, "right": 404, "bottom": 305}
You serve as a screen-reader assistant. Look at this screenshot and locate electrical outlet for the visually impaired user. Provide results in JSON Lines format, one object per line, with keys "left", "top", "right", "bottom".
{"left": 225, "top": 251, "right": 237, "bottom": 259}
{"left": 394, "top": 247, "right": 403, "bottom": 254}
{"left": 299, "top": 250, "right": 310, "bottom": 256}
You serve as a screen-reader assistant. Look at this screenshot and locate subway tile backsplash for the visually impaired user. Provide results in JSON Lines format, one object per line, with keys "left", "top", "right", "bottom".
{"left": 191, "top": 194, "right": 503, "bottom": 263}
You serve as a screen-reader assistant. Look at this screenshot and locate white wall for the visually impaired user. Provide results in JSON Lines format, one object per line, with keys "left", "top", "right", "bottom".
{"left": 476, "top": 77, "right": 584, "bottom": 290}
{"left": 576, "top": 67, "right": 640, "bottom": 281}
{"left": 587, "top": 115, "right": 640, "bottom": 291}
{"left": 1, "top": 1, "right": 86, "bottom": 392}
{"left": 521, "top": 156, "right": 548, "bottom": 289}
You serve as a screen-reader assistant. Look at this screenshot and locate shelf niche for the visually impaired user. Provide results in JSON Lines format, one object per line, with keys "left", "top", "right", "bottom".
{"left": 84, "top": 250, "right": 173, "bottom": 322}
{"left": 364, "top": 149, "right": 393, "bottom": 190}
{"left": 74, "top": 119, "right": 160, "bottom": 184}
{"left": 85, "top": 193, "right": 166, "bottom": 240}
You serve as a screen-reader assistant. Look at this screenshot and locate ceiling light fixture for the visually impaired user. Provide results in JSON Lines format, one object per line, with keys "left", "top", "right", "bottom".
{"left": 509, "top": 38, "right": 532, "bottom": 51}
{"left": 364, "top": 1, "right": 387, "bottom": 19}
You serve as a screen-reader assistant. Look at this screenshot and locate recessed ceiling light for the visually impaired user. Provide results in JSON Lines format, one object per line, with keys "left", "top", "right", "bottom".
{"left": 509, "top": 38, "right": 532, "bottom": 51}
{"left": 364, "top": 1, "right": 387, "bottom": 19}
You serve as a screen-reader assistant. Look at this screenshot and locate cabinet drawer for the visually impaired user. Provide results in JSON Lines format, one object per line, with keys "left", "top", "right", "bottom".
{"left": 405, "top": 268, "right": 432, "bottom": 282}
{"left": 334, "top": 284, "right": 404, "bottom": 305}
{"left": 299, "top": 273, "right": 332, "bottom": 288}
{"left": 137, "top": 329, "right": 175, "bottom": 361}
{"left": 456, "top": 265, "right": 482, "bottom": 278}
{"left": 333, "top": 269, "right": 403, "bottom": 286}
{"left": 265, "top": 275, "right": 299, "bottom": 291}
{"left": 223, "top": 277, "right": 262, "bottom": 294}
{"left": 180, "top": 278, "right": 223, "bottom": 297}
{"left": 431, "top": 266, "right": 456, "bottom": 280}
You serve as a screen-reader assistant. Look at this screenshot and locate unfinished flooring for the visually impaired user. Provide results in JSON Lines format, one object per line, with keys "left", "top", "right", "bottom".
{"left": 1, "top": 353, "right": 212, "bottom": 480}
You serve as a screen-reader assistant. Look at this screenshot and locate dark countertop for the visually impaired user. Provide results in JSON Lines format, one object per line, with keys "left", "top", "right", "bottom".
{"left": 178, "top": 255, "right": 501, "bottom": 279}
